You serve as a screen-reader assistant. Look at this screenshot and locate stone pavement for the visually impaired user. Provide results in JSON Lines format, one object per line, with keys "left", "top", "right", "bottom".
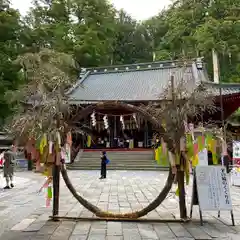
{"left": 0, "top": 170, "right": 240, "bottom": 239}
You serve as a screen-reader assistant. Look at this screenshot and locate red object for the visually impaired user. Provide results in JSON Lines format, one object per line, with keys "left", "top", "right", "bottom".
{"left": 234, "top": 158, "right": 240, "bottom": 166}
{"left": 46, "top": 197, "right": 51, "bottom": 207}
{"left": 193, "top": 143, "right": 198, "bottom": 155}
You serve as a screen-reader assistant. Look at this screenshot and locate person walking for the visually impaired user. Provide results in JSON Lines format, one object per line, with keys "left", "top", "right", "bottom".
{"left": 3, "top": 149, "right": 15, "bottom": 189}
{"left": 100, "top": 151, "right": 107, "bottom": 179}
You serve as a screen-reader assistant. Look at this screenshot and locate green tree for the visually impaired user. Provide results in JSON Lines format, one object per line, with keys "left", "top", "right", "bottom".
{"left": 193, "top": 0, "right": 240, "bottom": 82}
{"left": 22, "top": 0, "right": 117, "bottom": 67}
{"left": 112, "top": 10, "right": 152, "bottom": 64}
{"left": 144, "top": 12, "right": 171, "bottom": 61}
{"left": 7, "top": 0, "right": 240, "bottom": 87}
{"left": 0, "top": 0, "right": 23, "bottom": 124}
{"left": 144, "top": 0, "right": 240, "bottom": 82}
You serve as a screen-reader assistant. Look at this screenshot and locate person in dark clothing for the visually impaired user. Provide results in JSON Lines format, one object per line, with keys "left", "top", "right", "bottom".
{"left": 100, "top": 151, "right": 107, "bottom": 179}
{"left": 3, "top": 150, "right": 15, "bottom": 189}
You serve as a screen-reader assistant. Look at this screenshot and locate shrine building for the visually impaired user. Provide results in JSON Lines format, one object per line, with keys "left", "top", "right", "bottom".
{"left": 67, "top": 60, "right": 240, "bottom": 150}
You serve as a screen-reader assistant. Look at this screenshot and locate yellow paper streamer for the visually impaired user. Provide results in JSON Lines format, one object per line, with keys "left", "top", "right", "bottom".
{"left": 186, "top": 134, "right": 194, "bottom": 159}
{"left": 42, "top": 166, "right": 52, "bottom": 177}
{"left": 209, "top": 139, "right": 217, "bottom": 164}
{"left": 212, "top": 154, "right": 218, "bottom": 165}
{"left": 192, "top": 155, "right": 199, "bottom": 167}
{"left": 87, "top": 135, "right": 91, "bottom": 148}
{"left": 155, "top": 147, "right": 159, "bottom": 161}
{"left": 157, "top": 146, "right": 162, "bottom": 165}
{"left": 185, "top": 155, "right": 190, "bottom": 185}
{"left": 175, "top": 187, "right": 179, "bottom": 196}
{"left": 197, "top": 136, "right": 204, "bottom": 152}
{"left": 39, "top": 134, "right": 47, "bottom": 155}
{"left": 161, "top": 151, "right": 168, "bottom": 166}
{"left": 206, "top": 134, "right": 212, "bottom": 150}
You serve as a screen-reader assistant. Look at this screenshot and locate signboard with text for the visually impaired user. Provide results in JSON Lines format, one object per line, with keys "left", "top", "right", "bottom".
{"left": 195, "top": 166, "right": 232, "bottom": 211}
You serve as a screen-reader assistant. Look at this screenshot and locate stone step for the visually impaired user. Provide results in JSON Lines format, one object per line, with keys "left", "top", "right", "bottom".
{"left": 82, "top": 150, "right": 153, "bottom": 153}
{"left": 81, "top": 157, "right": 154, "bottom": 161}
{"left": 72, "top": 150, "right": 159, "bottom": 171}
{"left": 72, "top": 163, "right": 158, "bottom": 167}
{"left": 81, "top": 152, "right": 153, "bottom": 155}
{"left": 73, "top": 162, "right": 159, "bottom": 166}
{"left": 67, "top": 165, "right": 168, "bottom": 171}
{"left": 81, "top": 154, "right": 154, "bottom": 158}
{"left": 75, "top": 158, "right": 156, "bottom": 163}
{"left": 82, "top": 150, "right": 153, "bottom": 154}
{"left": 81, "top": 154, "right": 154, "bottom": 157}
{"left": 76, "top": 158, "right": 154, "bottom": 162}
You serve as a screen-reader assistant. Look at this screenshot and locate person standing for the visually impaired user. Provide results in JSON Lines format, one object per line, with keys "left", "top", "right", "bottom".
{"left": 3, "top": 149, "right": 15, "bottom": 189}
{"left": 100, "top": 151, "right": 107, "bottom": 179}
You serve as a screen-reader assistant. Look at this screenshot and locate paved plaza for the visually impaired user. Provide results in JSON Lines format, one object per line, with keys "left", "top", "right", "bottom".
{"left": 0, "top": 170, "right": 240, "bottom": 239}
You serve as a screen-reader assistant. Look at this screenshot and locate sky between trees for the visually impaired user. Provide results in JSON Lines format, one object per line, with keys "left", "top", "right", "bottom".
{"left": 11, "top": 0, "right": 171, "bottom": 20}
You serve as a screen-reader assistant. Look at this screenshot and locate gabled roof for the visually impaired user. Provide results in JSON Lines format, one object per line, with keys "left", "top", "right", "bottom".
{"left": 67, "top": 60, "right": 208, "bottom": 103}
{"left": 202, "top": 82, "right": 240, "bottom": 96}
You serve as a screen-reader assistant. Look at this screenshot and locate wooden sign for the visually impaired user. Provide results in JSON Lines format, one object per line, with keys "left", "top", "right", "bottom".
{"left": 196, "top": 166, "right": 232, "bottom": 210}
{"left": 190, "top": 166, "right": 234, "bottom": 226}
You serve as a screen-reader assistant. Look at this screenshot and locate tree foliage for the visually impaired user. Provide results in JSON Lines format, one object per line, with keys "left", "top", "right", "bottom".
{"left": 145, "top": 0, "right": 240, "bottom": 82}
{"left": 0, "top": 0, "right": 23, "bottom": 123}
{"left": 0, "top": 0, "right": 240, "bottom": 123}
{"left": 5, "top": 49, "right": 78, "bottom": 140}
{"left": 20, "top": 0, "right": 239, "bottom": 79}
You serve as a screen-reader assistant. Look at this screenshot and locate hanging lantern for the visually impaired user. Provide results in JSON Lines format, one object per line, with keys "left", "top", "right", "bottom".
{"left": 103, "top": 115, "right": 109, "bottom": 129}
{"left": 189, "top": 123, "right": 194, "bottom": 132}
{"left": 133, "top": 113, "right": 138, "bottom": 128}
{"left": 120, "top": 115, "right": 125, "bottom": 129}
{"left": 183, "top": 121, "right": 189, "bottom": 133}
{"left": 91, "top": 111, "right": 96, "bottom": 127}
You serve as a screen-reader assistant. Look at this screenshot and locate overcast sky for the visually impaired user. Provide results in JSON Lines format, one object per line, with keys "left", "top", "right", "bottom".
{"left": 11, "top": 0, "right": 171, "bottom": 20}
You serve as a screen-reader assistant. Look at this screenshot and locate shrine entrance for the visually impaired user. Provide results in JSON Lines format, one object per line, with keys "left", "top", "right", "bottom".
{"left": 53, "top": 101, "right": 177, "bottom": 220}
{"left": 72, "top": 104, "right": 155, "bottom": 150}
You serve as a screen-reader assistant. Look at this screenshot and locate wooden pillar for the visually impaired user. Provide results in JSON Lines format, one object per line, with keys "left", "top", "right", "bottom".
{"left": 114, "top": 116, "right": 117, "bottom": 139}
{"left": 177, "top": 166, "right": 187, "bottom": 219}
{"left": 212, "top": 48, "right": 220, "bottom": 84}
{"left": 144, "top": 120, "right": 148, "bottom": 148}
{"left": 109, "top": 116, "right": 113, "bottom": 148}
{"left": 171, "top": 75, "right": 187, "bottom": 219}
{"left": 52, "top": 163, "right": 60, "bottom": 218}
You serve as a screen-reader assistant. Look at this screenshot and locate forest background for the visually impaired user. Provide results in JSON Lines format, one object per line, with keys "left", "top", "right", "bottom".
{"left": 0, "top": 0, "right": 239, "bottom": 124}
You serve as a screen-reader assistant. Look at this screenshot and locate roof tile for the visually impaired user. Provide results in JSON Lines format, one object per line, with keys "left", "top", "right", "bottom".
{"left": 69, "top": 63, "right": 204, "bottom": 102}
